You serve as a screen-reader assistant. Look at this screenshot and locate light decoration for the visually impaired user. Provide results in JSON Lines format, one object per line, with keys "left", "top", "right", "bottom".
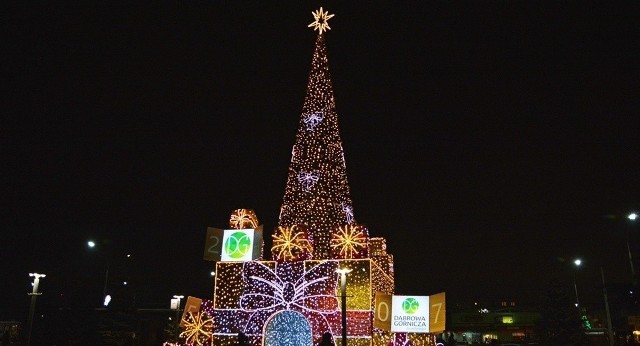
{"left": 230, "top": 209, "right": 259, "bottom": 229}
{"left": 331, "top": 224, "right": 369, "bottom": 259}
{"left": 208, "top": 8, "right": 407, "bottom": 346}
{"left": 211, "top": 259, "right": 395, "bottom": 346}
{"left": 278, "top": 8, "right": 355, "bottom": 259}
{"left": 369, "top": 238, "right": 395, "bottom": 277}
{"left": 272, "top": 225, "right": 314, "bottom": 261}
{"left": 180, "top": 310, "right": 214, "bottom": 346}
{"left": 264, "top": 310, "right": 313, "bottom": 346}
{"left": 342, "top": 202, "right": 354, "bottom": 224}
{"left": 297, "top": 171, "right": 320, "bottom": 192}
{"left": 239, "top": 260, "right": 339, "bottom": 334}
{"left": 303, "top": 111, "right": 325, "bottom": 131}
{"left": 373, "top": 331, "right": 437, "bottom": 346}
{"left": 308, "top": 7, "right": 335, "bottom": 35}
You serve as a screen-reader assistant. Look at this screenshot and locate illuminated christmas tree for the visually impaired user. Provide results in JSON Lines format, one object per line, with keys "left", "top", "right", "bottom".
{"left": 278, "top": 8, "right": 356, "bottom": 259}
{"left": 200, "top": 8, "right": 433, "bottom": 346}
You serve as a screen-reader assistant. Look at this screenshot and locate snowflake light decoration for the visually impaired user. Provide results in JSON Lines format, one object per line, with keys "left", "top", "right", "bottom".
{"left": 239, "top": 261, "right": 339, "bottom": 334}
{"left": 303, "top": 111, "right": 324, "bottom": 131}
{"left": 230, "top": 209, "right": 259, "bottom": 229}
{"left": 308, "top": 7, "right": 335, "bottom": 35}
{"left": 272, "top": 225, "right": 314, "bottom": 261}
{"left": 180, "top": 311, "right": 214, "bottom": 346}
{"left": 297, "top": 171, "right": 320, "bottom": 192}
{"left": 331, "top": 224, "right": 369, "bottom": 259}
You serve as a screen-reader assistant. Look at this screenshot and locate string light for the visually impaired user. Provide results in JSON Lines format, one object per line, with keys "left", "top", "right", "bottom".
{"left": 211, "top": 259, "right": 395, "bottom": 345}
{"left": 303, "top": 111, "right": 325, "bottom": 131}
{"left": 278, "top": 16, "right": 354, "bottom": 260}
{"left": 230, "top": 209, "right": 259, "bottom": 229}
{"left": 272, "top": 225, "right": 314, "bottom": 261}
{"left": 202, "top": 8, "right": 433, "bottom": 346}
{"left": 331, "top": 224, "right": 369, "bottom": 259}
{"left": 180, "top": 311, "right": 214, "bottom": 346}
{"left": 264, "top": 310, "right": 314, "bottom": 346}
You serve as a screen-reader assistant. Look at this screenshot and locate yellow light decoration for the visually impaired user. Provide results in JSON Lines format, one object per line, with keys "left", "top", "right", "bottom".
{"left": 331, "top": 224, "right": 369, "bottom": 259}
{"left": 272, "top": 225, "right": 314, "bottom": 261}
{"left": 229, "top": 209, "right": 259, "bottom": 229}
{"left": 180, "top": 310, "right": 214, "bottom": 346}
{"left": 308, "top": 7, "right": 335, "bottom": 35}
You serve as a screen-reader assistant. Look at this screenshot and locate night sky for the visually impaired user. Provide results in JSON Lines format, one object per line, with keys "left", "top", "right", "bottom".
{"left": 2, "top": 2, "right": 639, "bottom": 319}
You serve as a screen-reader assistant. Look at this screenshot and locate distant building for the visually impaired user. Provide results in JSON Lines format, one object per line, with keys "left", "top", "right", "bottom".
{"left": 447, "top": 309, "right": 540, "bottom": 344}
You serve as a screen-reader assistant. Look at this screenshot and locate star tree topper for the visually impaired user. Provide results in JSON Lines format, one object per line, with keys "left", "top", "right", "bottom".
{"left": 308, "top": 7, "right": 335, "bottom": 35}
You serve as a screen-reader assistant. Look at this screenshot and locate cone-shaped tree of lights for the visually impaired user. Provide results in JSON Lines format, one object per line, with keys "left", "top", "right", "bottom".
{"left": 278, "top": 9, "right": 356, "bottom": 259}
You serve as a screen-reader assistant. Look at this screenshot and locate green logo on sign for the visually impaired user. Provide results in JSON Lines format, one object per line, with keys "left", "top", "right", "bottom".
{"left": 402, "top": 298, "right": 420, "bottom": 314}
{"left": 224, "top": 231, "right": 252, "bottom": 259}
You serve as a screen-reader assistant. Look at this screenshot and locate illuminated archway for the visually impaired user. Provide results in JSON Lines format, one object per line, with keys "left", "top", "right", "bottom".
{"left": 263, "top": 310, "right": 313, "bottom": 346}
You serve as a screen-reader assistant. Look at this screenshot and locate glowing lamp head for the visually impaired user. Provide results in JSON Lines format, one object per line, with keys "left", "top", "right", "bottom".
{"left": 629, "top": 213, "right": 638, "bottom": 221}
{"left": 87, "top": 241, "right": 96, "bottom": 248}
{"left": 335, "top": 268, "right": 352, "bottom": 275}
{"left": 574, "top": 259, "right": 582, "bottom": 267}
{"left": 29, "top": 273, "right": 46, "bottom": 279}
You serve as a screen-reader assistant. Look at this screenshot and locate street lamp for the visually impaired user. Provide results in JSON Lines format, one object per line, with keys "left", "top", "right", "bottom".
{"left": 336, "top": 268, "right": 352, "bottom": 346}
{"left": 573, "top": 259, "right": 581, "bottom": 308}
{"left": 27, "top": 273, "right": 45, "bottom": 346}
{"left": 173, "top": 295, "right": 184, "bottom": 323}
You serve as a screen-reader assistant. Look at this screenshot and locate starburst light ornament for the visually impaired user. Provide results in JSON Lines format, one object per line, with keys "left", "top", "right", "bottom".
{"left": 272, "top": 225, "right": 314, "bottom": 261}
{"left": 180, "top": 311, "right": 214, "bottom": 346}
{"left": 230, "top": 208, "right": 259, "bottom": 229}
{"left": 308, "top": 7, "right": 335, "bottom": 35}
{"left": 331, "top": 224, "right": 369, "bottom": 259}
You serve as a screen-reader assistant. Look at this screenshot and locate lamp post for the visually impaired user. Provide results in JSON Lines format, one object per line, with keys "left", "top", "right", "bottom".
{"left": 573, "top": 259, "right": 581, "bottom": 308}
{"left": 173, "top": 295, "right": 184, "bottom": 323}
{"left": 87, "top": 240, "right": 110, "bottom": 304}
{"left": 600, "top": 267, "right": 614, "bottom": 346}
{"left": 336, "top": 268, "right": 351, "bottom": 346}
{"left": 27, "top": 273, "right": 45, "bottom": 346}
{"left": 627, "top": 213, "right": 637, "bottom": 285}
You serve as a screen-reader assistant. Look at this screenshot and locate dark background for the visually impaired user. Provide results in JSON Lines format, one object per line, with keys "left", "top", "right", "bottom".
{"left": 2, "top": 1, "right": 638, "bottom": 320}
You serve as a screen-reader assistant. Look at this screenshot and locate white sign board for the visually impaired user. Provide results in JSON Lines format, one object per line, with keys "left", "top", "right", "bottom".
{"left": 170, "top": 298, "right": 179, "bottom": 310}
{"left": 391, "top": 295, "right": 430, "bottom": 333}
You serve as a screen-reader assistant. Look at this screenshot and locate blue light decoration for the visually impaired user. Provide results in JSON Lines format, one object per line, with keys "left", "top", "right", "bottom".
{"left": 264, "top": 310, "right": 313, "bottom": 346}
